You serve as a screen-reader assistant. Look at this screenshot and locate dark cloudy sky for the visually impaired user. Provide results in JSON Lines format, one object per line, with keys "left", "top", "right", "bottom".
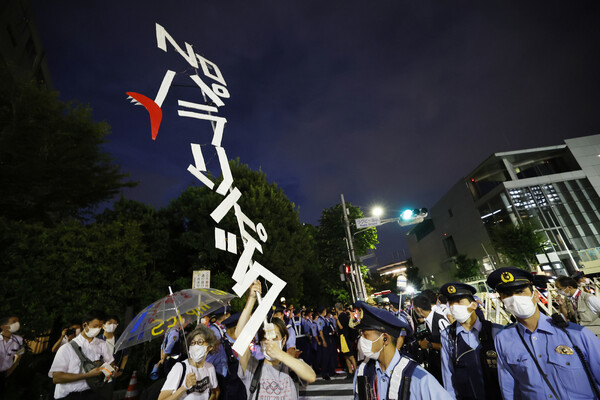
{"left": 30, "top": 1, "right": 600, "bottom": 265}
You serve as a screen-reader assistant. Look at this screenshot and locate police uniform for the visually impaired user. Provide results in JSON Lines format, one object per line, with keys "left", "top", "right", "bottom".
{"left": 488, "top": 267, "right": 600, "bottom": 400}
{"left": 161, "top": 326, "right": 182, "bottom": 375}
{"left": 220, "top": 313, "right": 248, "bottom": 400}
{"left": 292, "top": 314, "right": 311, "bottom": 364}
{"left": 439, "top": 282, "right": 502, "bottom": 400}
{"left": 353, "top": 302, "right": 452, "bottom": 400}
{"left": 317, "top": 311, "right": 336, "bottom": 379}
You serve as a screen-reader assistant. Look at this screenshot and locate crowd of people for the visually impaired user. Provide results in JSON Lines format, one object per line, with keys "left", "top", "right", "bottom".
{"left": 2, "top": 266, "right": 600, "bottom": 399}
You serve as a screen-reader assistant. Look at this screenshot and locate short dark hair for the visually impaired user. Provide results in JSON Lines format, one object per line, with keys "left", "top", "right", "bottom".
{"left": 82, "top": 310, "right": 106, "bottom": 325}
{"left": 421, "top": 289, "right": 438, "bottom": 305}
{"left": 258, "top": 317, "right": 289, "bottom": 344}
{"left": 0, "top": 317, "right": 12, "bottom": 326}
{"left": 556, "top": 276, "right": 578, "bottom": 289}
{"left": 412, "top": 295, "right": 432, "bottom": 311}
{"left": 105, "top": 315, "right": 119, "bottom": 324}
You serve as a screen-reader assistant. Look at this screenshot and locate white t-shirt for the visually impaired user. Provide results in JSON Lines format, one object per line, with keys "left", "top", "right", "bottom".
{"left": 161, "top": 360, "right": 218, "bottom": 400}
{"left": 239, "top": 357, "right": 305, "bottom": 400}
{"left": 48, "top": 334, "right": 114, "bottom": 399}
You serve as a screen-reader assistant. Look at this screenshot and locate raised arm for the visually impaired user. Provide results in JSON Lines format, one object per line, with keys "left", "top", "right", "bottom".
{"left": 235, "top": 280, "right": 261, "bottom": 372}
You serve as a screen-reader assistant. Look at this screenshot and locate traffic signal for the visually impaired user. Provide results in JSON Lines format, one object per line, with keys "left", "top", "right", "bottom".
{"left": 400, "top": 208, "right": 428, "bottom": 221}
{"left": 339, "top": 263, "right": 352, "bottom": 282}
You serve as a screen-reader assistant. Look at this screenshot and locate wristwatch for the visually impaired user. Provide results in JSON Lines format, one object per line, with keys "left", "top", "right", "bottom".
{"left": 427, "top": 341, "right": 433, "bottom": 349}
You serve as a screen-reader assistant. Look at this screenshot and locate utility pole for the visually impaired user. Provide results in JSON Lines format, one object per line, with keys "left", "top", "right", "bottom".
{"left": 341, "top": 194, "right": 367, "bottom": 301}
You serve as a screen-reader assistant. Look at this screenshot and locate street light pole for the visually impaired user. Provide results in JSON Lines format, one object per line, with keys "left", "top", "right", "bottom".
{"left": 341, "top": 194, "right": 367, "bottom": 301}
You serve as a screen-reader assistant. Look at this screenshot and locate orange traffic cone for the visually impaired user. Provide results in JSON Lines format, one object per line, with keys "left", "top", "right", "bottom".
{"left": 125, "top": 370, "right": 139, "bottom": 400}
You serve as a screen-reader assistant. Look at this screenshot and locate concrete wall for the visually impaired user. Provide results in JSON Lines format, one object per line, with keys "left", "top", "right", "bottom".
{"left": 565, "top": 134, "right": 600, "bottom": 197}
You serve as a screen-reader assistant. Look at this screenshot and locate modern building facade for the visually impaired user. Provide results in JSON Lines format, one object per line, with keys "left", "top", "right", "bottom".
{"left": 407, "top": 134, "right": 600, "bottom": 286}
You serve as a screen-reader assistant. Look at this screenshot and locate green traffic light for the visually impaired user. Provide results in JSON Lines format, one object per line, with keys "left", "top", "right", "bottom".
{"left": 401, "top": 209, "right": 413, "bottom": 220}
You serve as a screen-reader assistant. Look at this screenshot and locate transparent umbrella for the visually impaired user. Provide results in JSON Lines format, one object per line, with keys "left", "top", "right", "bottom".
{"left": 114, "top": 287, "right": 235, "bottom": 352}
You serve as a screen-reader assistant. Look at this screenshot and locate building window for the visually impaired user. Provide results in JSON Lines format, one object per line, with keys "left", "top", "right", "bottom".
{"left": 443, "top": 236, "right": 458, "bottom": 258}
{"left": 448, "top": 208, "right": 453, "bottom": 218}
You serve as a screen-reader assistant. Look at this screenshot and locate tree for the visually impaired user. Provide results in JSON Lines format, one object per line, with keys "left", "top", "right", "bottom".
{"left": 161, "top": 159, "right": 317, "bottom": 303}
{"left": 490, "top": 220, "right": 547, "bottom": 270}
{"left": 0, "top": 68, "right": 134, "bottom": 225}
{"left": 405, "top": 258, "right": 422, "bottom": 290}
{"left": 454, "top": 254, "right": 482, "bottom": 280}
{"left": 314, "top": 203, "right": 378, "bottom": 304}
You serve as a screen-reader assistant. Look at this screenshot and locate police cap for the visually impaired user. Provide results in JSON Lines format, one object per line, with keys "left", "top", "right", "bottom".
{"left": 355, "top": 301, "right": 410, "bottom": 338}
{"left": 571, "top": 271, "right": 585, "bottom": 281}
{"left": 487, "top": 267, "right": 533, "bottom": 291}
{"left": 440, "top": 282, "right": 476, "bottom": 300}
{"left": 222, "top": 312, "right": 241, "bottom": 329}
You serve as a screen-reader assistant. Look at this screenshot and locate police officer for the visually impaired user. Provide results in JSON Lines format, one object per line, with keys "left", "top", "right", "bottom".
{"left": 488, "top": 267, "right": 600, "bottom": 399}
{"left": 439, "top": 283, "right": 502, "bottom": 400}
{"left": 158, "top": 318, "right": 185, "bottom": 375}
{"left": 207, "top": 306, "right": 231, "bottom": 396}
{"left": 292, "top": 310, "right": 312, "bottom": 364}
{"left": 219, "top": 313, "right": 247, "bottom": 400}
{"left": 317, "top": 306, "right": 336, "bottom": 380}
{"left": 353, "top": 302, "right": 451, "bottom": 400}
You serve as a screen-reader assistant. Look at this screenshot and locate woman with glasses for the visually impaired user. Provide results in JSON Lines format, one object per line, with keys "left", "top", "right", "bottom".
{"left": 158, "top": 325, "right": 221, "bottom": 400}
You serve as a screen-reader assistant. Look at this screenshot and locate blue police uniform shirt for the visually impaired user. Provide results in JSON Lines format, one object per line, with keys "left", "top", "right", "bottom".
{"left": 287, "top": 324, "right": 296, "bottom": 349}
{"left": 206, "top": 322, "right": 228, "bottom": 377}
{"left": 316, "top": 316, "right": 325, "bottom": 333}
{"left": 495, "top": 316, "right": 600, "bottom": 399}
{"left": 301, "top": 318, "right": 311, "bottom": 336}
{"left": 353, "top": 349, "right": 452, "bottom": 400}
{"left": 161, "top": 328, "right": 180, "bottom": 354}
{"left": 310, "top": 320, "right": 318, "bottom": 337}
{"left": 440, "top": 317, "right": 502, "bottom": 399}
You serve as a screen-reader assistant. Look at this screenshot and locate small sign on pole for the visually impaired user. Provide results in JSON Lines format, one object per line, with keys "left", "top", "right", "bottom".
{"left": 355, "top": 217, "right": 381, "bottom": 229}
{"left": 396, "top": 275, "right": 407, "bottom": 290}
{"left": 193, "top": 270, "right": 211, "bottom": 289}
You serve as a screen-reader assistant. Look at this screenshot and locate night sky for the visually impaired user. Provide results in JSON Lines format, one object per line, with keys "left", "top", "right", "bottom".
{"left": 29, "top": 1, "right": 600, "bottom": 266}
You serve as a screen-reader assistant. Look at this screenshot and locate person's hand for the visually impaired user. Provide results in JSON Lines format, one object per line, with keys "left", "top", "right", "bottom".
{"left": 157, "top": 358, "right": 165, "bottom": 366}
{"left": 263, "top": 340, "right": 286, "bottom": 361}
{"left": 248, "top": 280, "right": 261, "bottom": 300}
{"left": 294, "top": 349, "right": 302, "bottom": 358}
{"left": 61, "top": 328, "right": 68, "bottom": 337}
{"left": 556, "top": 295, "right": 565, "bottom": 306}
{"left": 322, "top": 340, "right": 328, "bottom": 348}
{"left": 418, "top": 339, "right": 429, "bottom": 350}
{"left": 184, "top": 372, "right": 197, "bottom": 389}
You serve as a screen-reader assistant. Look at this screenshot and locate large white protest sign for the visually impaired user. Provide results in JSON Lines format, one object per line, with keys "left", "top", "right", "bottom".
{"left": 127, "top": 23, "right": 286, "bottom": 355}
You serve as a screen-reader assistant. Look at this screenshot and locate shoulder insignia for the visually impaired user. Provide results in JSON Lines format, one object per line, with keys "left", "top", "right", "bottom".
{"left": 555, "top": 345, "right": 574, "bottom": 355}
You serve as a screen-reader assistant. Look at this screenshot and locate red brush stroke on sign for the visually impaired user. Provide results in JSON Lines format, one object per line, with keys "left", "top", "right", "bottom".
{"left": 126, "top": 92, "right": 163, "bottom": 140}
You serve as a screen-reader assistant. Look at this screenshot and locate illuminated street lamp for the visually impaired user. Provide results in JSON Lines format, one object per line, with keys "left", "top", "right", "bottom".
{"left": 372, "top": 206, "right": 384, "bottom": 217}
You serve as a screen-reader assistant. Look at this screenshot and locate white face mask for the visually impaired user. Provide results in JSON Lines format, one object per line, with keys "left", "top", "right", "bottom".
{"left": 358, "top": 333, "right": 384, "bottom": 360}
{"left": 502, "top": 293, "right": 537, "bottom": 319}
{"left": 189, "top": 344, "right": 208, "bottom": 363}
{"left": 85, "top": 325, "right": 101, "bottom": 338}
{"left": 8, "top": 322, "right": 20, "bottom": 333}
{"left": 584, "top": 278, "right": 592, "bottom": 285}
{"left": 75, "top": 328, "right": 81, "bottom": 335}
{"left": 261, "top": 340, "right": 282, "bottom": 361}
{"left": 103, "top": 323, "right": 117, "bottom": 333}
{"left": 558, "top": 289, "right": 571, "bottom": 298}
{"left": 450, "top": 303, "right": 475, "bottom": 324}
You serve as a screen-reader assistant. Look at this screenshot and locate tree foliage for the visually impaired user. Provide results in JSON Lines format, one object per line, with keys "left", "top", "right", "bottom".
{"left": 454, "top": 254, "right": 482, "bottom": 280}
{"left": 0, "top": 68, "right": 134, "bottom": 225}
{"left": 313, "top": 203, "right": 378, "bottom": 304}
{"left": 490, "top": 220, "right": 547, "bottom": 270}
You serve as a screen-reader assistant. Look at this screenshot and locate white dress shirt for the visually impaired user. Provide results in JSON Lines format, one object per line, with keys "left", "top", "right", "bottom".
{"left": 48, "top": 334, "right": 114, "bottom": 399}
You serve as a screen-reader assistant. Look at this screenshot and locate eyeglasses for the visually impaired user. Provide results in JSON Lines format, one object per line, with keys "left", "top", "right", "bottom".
{"left": 190, "top": 339, "right": 206, "bottom": 346}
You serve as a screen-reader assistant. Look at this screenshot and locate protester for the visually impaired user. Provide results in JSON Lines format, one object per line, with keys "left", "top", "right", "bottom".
{"left": 237, "top": 280, "right": 316, "bottom": 400}
{"left": 52, "top": 324, "right": 82, "bottom": 353}
{"left": 439, "top": 283, "right": 502, "bottom": 400}
{"left": 555, "top": 275, "right": 600, "bottom": 336}
{"left": 48, "top": 310, "right": 119, "bottom": 399}
{"left": 98, "top": 315, "right": 129, "bottom": 371}
{"left": 0, "top": 316, "right": 24, "bottom": 394}
{"left": 334, "top": 303, "right": 357, "bottom": 379}
{"left": 353, "top": 301, "right": 451, "bottom": 399}
{"left": 158, "top": 325, "right": 220, "bottom": 400}
{"left": 488, "top": 267, "right": 600, "bottom": 399}
{"left": 412, "top": 294, "right": 449, "bottom": 384}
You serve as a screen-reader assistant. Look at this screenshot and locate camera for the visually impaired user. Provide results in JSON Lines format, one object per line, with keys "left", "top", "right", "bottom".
{"left": 65, "top": 328, "right": 75, "bottom": 336}
{"left": 413, "top": 322, "right": 430, "bottom": 342}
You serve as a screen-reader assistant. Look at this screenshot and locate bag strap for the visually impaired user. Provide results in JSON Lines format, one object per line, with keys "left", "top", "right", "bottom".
{"left": 515, "top": 327, "right": 561, "bottom": 400}
{"left": 69, "top": 341, "right": 92, "bottom": 373}
{"left": 177, "top": 360, "right": 187, "bottom": 390}
{"left": 249, "top": 359, "right": 264, "bottom": 399}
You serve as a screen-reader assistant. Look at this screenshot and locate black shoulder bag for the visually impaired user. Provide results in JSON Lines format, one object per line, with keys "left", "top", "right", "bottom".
{"left": 69, "top": 341, "right": 111, "bottom": 399}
